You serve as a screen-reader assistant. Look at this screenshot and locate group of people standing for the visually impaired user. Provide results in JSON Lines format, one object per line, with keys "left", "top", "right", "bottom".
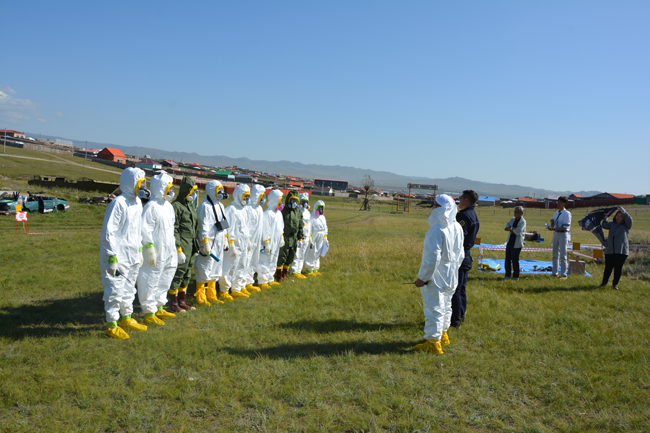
{"left": 100, "top": 168, "right": 329, "bottom": 340}
{"left": 413, "top": 192, "right": 634, "bottom": 355}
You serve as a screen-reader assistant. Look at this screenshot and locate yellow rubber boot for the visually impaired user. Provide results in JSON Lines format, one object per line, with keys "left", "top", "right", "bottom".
{"left": 292, "top": 273, "right": 306, "bottom": 279}
{"left": 194, "top": 282, "right": 211, "bottom": 306}
{"left": 231, "top": 290, "right": 249, "bottom": 299}
{"left": 106, "top": 323, "right": 129, "bottom": 340}
{"left": 247, "top": 283, "right": 261, "bottom": 292}
{"left": 206, "top": 281, "right": 224, "bottom": 304}
{"left": 219, "top": 291, "right": 234, "bottom": 301}
{"left": 120, "top": 316, "right": 147, "bottom": 332}
{"left": 441, "top": 331, "right": 450, "bottom": 345}
{"left": 413, "top": 340, "right": 443, "bottom": 354}
{"left": 143, "top": 313, "right": 165, "bottom": 326}
{"left": 241, "top": 287, "right": 251, "bottom": 296}
{"left": 306, "top": 270, "right": 317, "bottom": 277}
{"left": 259, "top": 283, "right": 271, "bottom": 290}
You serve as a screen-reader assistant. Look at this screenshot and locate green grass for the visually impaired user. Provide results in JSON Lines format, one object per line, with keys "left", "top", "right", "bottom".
{"left": 1, "top": 147, "right": 650, "bottom": 432}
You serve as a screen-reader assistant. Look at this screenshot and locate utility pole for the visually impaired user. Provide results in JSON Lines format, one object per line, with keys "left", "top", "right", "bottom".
{"left": 82, "top": 140, "right": 87, "bottom": 175}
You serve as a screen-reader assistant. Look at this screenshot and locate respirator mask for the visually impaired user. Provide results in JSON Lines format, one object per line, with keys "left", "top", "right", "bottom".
{"left": 164, "top": 183, "right": 175, "bottom": 202}
{"left": 136, "top": 178, "right": 150, "bottom": 200}
{"left": 216, "top": 190, "right": 228, "bottom": 201}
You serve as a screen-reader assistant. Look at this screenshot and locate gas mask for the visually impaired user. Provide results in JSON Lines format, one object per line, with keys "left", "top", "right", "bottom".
{"left": 164, "top": 183, "right": 175, "bottom": 202}
{"left": 241, "top": 192, "right": 251, "bottom": 206}
{"left": 289, "top": 200, "right": 299, "bottom": 209}
{"left": 136, "top": 178, "right": 150, "bottom": 200}
{"left": 188, "top": 192, "right": 198, "bottom": 203}
{"left": 258, "top": 197, "right": 266, "bottom": 206}
{"left": 216, "top": 191, "right": 228, "bottom": 201}
{"left": 301, "top": 202, "right": 309, "bottom": 210}
{"left": 316, "top": 207, "right": 324, "bottom": 216}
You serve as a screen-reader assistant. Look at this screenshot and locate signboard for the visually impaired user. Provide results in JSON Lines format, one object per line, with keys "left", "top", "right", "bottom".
{"left": 16, "top": 212, "right": 27, "bottom": 222}
{"left": 407, "top": 183, "right": 438, "bottom": 190}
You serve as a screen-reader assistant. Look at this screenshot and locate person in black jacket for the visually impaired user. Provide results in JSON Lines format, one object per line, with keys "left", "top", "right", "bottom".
{"left": 451, "top": 190, "right": 479, "bottom": 328}
{"left": 599, "top": 207, "right": 633, "bottom": 290}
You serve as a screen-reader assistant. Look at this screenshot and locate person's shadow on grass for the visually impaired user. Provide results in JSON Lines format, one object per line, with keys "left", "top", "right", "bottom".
{"left": 223, "top": 319, "right": 417, "bottom": 358}
{"left": 0, "top": 292, "right": 105, "bottom": 340}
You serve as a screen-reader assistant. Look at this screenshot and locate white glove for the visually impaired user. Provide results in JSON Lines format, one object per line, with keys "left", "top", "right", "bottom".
{"left": 146, "top": 246, "right": 157, "bottom": 267}
{"left": 297, "top": 240, "right": 303, "bottom": 249}
{"left": 247, "top": 239, "right": 253, "bottom": 252}
{"left": 108, "top": 262, "right": 119, "bottom": 277}
{"left": 200, "top": 241, "right": 211, "bottom": 256}
{"left": 230, "top": 243, "right": 238, "bottom": 258}
{"left": 178, "top": 251, "right": 186, "bottom": 265}
{"left": 139, "top": 249, "right": 144, "bottom": 267}
{"left": 264, "top": 241, "right": 272, "bottom": 255}
{"left": 280, "top": 235, "right": 285, "bottom": 248}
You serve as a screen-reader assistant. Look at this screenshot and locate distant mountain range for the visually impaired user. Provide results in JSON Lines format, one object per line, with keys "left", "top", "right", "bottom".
{"left": 29, "top": 132, "right": 601, "bottom": 198}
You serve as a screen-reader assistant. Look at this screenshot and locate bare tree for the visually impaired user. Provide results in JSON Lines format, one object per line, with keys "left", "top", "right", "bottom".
{"left": 360, "top": 175, "right": 374, "bottom": 211}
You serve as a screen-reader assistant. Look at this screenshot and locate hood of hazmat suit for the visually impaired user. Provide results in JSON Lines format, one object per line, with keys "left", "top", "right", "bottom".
{"left": 418, "top": 196, "right": 465, "bottom": 289}
{"left": 172, "top": 176, "right": 199, "bottom": 255}
{"left": 281, "top": 189, "right": 304, "bottom": 245}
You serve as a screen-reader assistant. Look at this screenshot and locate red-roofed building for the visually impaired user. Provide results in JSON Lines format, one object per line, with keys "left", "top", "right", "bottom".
{"left": 588, "top": 193, "right": 635, "bottom": 200}
{"left": 97, "top": 147, "right": 126, "bottom": 164}
{"left": 0, "top": 129, "right": 26, "bottom": 138}
{"left": 517, "top": 197, "right": 536, "bottom": 202}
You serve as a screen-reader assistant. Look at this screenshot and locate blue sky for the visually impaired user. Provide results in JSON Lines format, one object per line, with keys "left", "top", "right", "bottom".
{"left": 1, "top": 0, "right": 648, "bottom": 194}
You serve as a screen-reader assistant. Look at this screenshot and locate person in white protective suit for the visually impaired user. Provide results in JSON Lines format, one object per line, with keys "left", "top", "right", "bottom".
{"left": 243, "top": 184, "right": 268, "bottom": 291}
{"left": 257, "top": 189, "right": 285, "bottom": 289}
{"left": 100, "top": 167, "right": 149, "bottom": 340}
{"left": 194, "top": 180, "right": 228, "bottom": 306}
{"left": 219, "top": 184, "right": 252, "bottom": 300}
{"left": 304, "top": 200, "right": 329, "bottom": 276}
{"left": 136, "top": 172, "right": 179, "bottom": 326}
{"left": 413, "top": 194, "right": 465, "bottom": 354}
{"left": 289, "top": 193, "right": 312, "bottom": 279}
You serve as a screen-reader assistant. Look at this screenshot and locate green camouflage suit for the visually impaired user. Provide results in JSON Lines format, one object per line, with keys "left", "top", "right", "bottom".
{"left": 170, "top": 176, "right": 199, "bottom": 291}
{"left": 277, "top": 190, "right": 304, "bottom": 269}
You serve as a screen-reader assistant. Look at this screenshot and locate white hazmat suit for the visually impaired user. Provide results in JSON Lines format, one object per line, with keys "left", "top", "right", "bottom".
{"left": 219, "top": 184, "right": 251, "bottom": 297}
{"left": 194, "top": 180, "right": 227, "bottom": 305}
{"left": 100, "top": 168, "right": 147, "bottom": 337}
{"left": 243, "top": 184, "right": 268, "bottom": 290}
{"left": 257, "top": 190, "right": 284, "bottom": 287}
{"left": 136, "top": 173, "right": 178, "bottom": 321}
{"left": 304, "top": 200, "right": 328, "bottom": 274}
{"left": 417, "top": 198, "right": 465, "bottom": 345}
{"left": 289, "top": 192, "right": 312, "bottom": 277}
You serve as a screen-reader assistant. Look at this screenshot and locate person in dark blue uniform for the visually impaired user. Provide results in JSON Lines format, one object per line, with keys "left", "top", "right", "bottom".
{"left": 451, "top": 190, "right": 479, "bottom": 328}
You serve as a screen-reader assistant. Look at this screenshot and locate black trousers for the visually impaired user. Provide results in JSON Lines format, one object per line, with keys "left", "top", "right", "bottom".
{"left": 505, "top": 246, "right": 521, "bottom": 278}
{"left": 451, "top": 253, "right": 472, "bottom": 326}
{"left": 602, "top": 253, "right": 628, "bottom": 286}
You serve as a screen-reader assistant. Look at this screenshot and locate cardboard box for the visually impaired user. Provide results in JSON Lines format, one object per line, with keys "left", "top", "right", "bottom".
{"left": 568, "top": 259, "right": 586, "bottom": 276}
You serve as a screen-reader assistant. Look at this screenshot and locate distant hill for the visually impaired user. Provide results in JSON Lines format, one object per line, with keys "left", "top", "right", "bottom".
{"left": 28, "top": 133, "right": 601, "bottom": 198}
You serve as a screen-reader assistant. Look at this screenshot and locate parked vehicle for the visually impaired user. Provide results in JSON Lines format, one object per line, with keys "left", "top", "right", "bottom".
{"left": 0, "top": 191, "right": 70, "bottom": 214}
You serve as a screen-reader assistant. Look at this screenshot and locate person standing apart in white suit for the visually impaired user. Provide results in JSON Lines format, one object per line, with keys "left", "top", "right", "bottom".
{"left": 413, "top": 194, "right": 465, "bottom": 354}
{"left": 304, "top": 200, "right": 329, "bottom": 276}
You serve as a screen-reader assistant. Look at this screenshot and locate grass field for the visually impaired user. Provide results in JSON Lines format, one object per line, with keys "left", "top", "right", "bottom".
{"left": 1, "top": 148, "right": 649, "bottom": 432}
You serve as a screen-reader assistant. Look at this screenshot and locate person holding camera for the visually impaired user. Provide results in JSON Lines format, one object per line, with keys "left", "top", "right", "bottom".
{"left": 599, "top": 206, "right": 633, "bottom": 290}
{"left": 548, "top": 196, "right": 572, "bottom": 279}
{"left": 504, "top": 206, "right": 526, "bottom": 280}
{"left": 194, "top": 180, "right": 228, "bottom": 306}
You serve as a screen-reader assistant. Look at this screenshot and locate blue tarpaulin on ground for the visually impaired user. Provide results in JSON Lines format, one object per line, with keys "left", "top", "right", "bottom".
{"left": 478, "top": 259, "right": 592, "bottom": 277}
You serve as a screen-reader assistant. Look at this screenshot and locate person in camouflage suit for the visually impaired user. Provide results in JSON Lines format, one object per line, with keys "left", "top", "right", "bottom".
{"left": 276, "top": 190, "right": 304, "bottom": 281}
{"left": 168, "top": 176, "right": 200, "bottom": 312}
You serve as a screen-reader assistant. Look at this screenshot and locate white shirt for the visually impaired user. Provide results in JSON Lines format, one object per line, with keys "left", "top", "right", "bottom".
{"left": 552, "top": 209, "right": 572, "bottom": 232}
